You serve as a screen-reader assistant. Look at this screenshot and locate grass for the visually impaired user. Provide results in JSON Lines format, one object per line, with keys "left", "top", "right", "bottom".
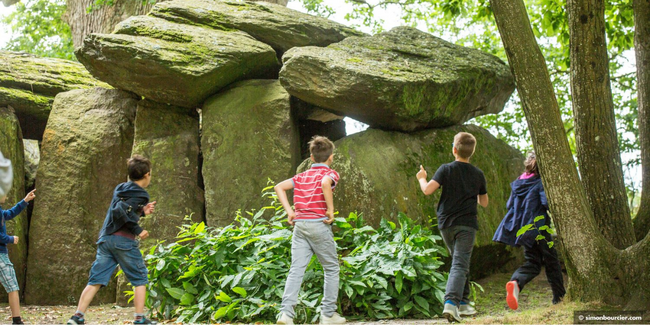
{"left": 1, "top": 271, "right": 645, "bottom": 324}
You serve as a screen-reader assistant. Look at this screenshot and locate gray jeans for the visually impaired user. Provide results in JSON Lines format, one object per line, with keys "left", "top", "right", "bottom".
{"left": 440, "top": 225, "right": 476, "bottom": 305}
{"left": 281, "top": 221, "right": 340, "bottom": 318}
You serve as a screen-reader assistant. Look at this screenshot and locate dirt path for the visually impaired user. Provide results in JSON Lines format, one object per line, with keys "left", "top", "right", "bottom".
{"left": 0, "top": 271, "right": 614, "bottom": 324}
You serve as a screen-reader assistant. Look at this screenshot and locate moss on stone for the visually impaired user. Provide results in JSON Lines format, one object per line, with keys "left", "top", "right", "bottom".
{"left": 279, "top": 27, "right": 515, "bottom": 132}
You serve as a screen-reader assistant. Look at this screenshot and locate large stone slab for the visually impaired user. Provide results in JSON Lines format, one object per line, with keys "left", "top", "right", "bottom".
{"left": 76, "top": 15, "right": 279, "bottom": 108}
{"left": 0, "top": 51, "right": 108, "bottom": 140}
{"left": 202, "top": 80, "right": 299, "bottom": 226}
{"left": 280, "top": 27, "right": 515, "bottom": 132}
{"left": 0, "top": 107, "right": 26, "bottom": 301}
{"left": 298, "top": 125, "right": 523, "bottom": 247}
{"left": 25, "top": 88, "right": 137, "bottom": 305}
{"left": 150, "top": 0, "right": 366, "bottom": 55}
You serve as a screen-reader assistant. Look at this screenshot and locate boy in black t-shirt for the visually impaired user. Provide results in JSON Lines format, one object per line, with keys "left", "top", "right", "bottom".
{"left": 416, "top": 132, "right": 488, "bottom": 323}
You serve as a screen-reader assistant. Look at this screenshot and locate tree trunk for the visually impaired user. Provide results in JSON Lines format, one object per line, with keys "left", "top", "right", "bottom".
{"left": 66, "top": 0, "right": 288, "bottom": 48}
{"left": 566, "top": 0, "right": 634, "bottom": 249}
{"left": 634, "top": 0, "right": 650, "bottom": 242}
{"left": 1, "top": 0, "right": 19, "bottom": 7}
{"left": 65, "top": 0, "right": 158, "bottom": 48}
{"left": 489, "top": 0, "right": 650, "bottom": 308}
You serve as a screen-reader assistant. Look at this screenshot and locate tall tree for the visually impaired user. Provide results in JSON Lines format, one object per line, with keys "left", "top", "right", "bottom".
{"left": 65, "top": 0, "right": 158, "bottom": 47}
{"left": 489, "top": 0, "right": 650, "bottom": 308}
{"left": 566, "top": 0, "right": 634, "bottom": 248}
{"left": 634, "top": 0, "right": 650, "bottom": 241}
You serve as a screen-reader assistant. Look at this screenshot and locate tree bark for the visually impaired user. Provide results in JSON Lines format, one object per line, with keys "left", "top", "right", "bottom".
{"left": 1, "top": 0, "right": 19, "bottom": 7}
{"left": 65, "top": 0, "right": 158, "bottom": 48}
{"left": 567, "top": 0, "right": 634, "bottom": 249}
{"left": 634, "top": 0, "right": 650, "bottom": 242}
{"left": 66, "top": 0, "right": 288, "bottom": 48}
{"left": 489, "top": 0, "right": 649, "bottom": 308}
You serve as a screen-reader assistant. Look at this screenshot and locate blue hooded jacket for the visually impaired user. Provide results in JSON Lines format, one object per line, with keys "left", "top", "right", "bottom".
{"left": 97, "top": 182, "right": 149, "bottom": 243}
{"left": 493, "top": 175, "right": 551, "bottom": 248}
{"left": 0, "top": 200, "right": 27, "bottom": 254}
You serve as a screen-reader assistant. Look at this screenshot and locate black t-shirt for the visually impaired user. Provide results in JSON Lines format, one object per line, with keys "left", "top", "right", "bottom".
{"left": 432, "top": 161, "right": 487, "bottom": 230}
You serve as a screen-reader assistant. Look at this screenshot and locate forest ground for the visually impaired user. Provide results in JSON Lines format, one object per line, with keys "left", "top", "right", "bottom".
{"left": 0, "top": 271, "right": 635, "bottom": 324}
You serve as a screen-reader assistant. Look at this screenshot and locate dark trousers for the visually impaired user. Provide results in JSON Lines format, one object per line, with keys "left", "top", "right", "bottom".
{"left": 441, "top": 225, "right": 476, "bottom": 305}
{"left": 511, "top": 239, "right": 566, "bottom": 299}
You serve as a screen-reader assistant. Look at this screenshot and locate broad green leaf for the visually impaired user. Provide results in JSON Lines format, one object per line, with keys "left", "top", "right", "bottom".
{"left": 414, "top": 295, "right": 429, "bottom": 311}
{"left": 534, "top": 215, "right": 545, "bottom": 223}
{"left": 216, "top": 291, "right": 232, "bottom": 303}
{"left": 233, "top": 287, "right": 247, "bottom": 298}
{"left": 395, "top": 272, "right": 404, "bottom": 294}
{"left": 166, "top": 288, "right": 184, "bottom": 300}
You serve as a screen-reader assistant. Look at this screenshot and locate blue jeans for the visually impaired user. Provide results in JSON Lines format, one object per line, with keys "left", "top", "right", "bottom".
{"left": 440, "top": 225, "right": 476, "bottom": 305}
{"left": 88, "top": 235, "right": 148, "bottom": 287}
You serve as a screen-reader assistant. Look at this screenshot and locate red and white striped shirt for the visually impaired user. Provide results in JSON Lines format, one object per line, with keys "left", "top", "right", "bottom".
{"left": 292, "top": 164, "right": 340, "bottom": 221}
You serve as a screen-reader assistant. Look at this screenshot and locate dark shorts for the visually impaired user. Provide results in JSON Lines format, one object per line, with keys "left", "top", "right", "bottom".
{"left": 88, "top": 235, "right": 148, "bottom": 287}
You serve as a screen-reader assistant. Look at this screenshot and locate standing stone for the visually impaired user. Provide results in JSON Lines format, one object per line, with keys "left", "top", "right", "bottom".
{"left": 202, "top": 80, "right": 299, "bottom": 225}
{"left": 280, "top": 27, "right": 515, "bottom": 132}
{"left": 0, "top": 51, "right": 109, "bottom": 140}
{"left": 297, "top": 125, "right": 523, "bottom": 250}
{"left": 76, "top": 16, "right": 279, "bottom": 109}
{"left": 132, "top": 101, "right": 205, "bottom": 242}
{"left": 0, "top": 107, "right": 27, "bottom": 302}
{"left": 25, "top": 88, "right": 137, "bottom": 305}
{"left": 115, "top": 101, "right": 204, "bottom": 304}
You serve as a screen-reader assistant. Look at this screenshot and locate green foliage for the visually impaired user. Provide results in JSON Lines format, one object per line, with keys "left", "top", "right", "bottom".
{"left": 517, "top": 215, "right": 556, "bottom": 249}
{"left": 0, "top": 0, "right": 75, "bottom": 60}
{"left": 141, "top": 188, "right": 449, "bottom": 323}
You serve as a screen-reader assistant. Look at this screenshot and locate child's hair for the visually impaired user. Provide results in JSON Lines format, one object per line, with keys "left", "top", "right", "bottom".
{"left": 453, "top": 132, "right": 477, "bottom": 159}
{"left": 524, "top": 152, "right": 538, "bottom": 175}
{"left": 309, "top": 136, "right": 335, "bottom": 163}
{"left": 127, "top": 155, "right": 151, "bottom": 181}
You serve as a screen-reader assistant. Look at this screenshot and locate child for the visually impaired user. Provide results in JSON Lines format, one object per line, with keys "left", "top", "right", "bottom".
{"left": 0, "top": 189, "right": 36, "bottom": 325}
{"left": 493, "top": 152, "right": 565, "bottom": 309}
{"left": 274, "top": 136, "right": 345, "bottom": 325}
{"left": 68, "top": 155, "right": 157, "bottom": 325}
{"left": 416, "top": 132, "right": 488, "bottom": 323}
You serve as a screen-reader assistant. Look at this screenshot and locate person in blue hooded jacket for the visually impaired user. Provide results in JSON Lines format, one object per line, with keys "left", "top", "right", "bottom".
{"left": 68, "top": 155, "right": 157, "bottom": 325}
{"left": 493, "top": 152, "right": 565, "bottom": 310}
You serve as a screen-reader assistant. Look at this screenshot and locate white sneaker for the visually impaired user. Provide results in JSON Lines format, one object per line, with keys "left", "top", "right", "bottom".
{"left": 442, "top": 303, "right": 462, "bottom": 323}
{"left": 277, "top": 312, "right": 294, "bottom": 325}
{"left": 458, "top": 303, "right": 477, "bottom": 316}
{"left": 320, "top": 312, "right": 346, "bottom": 324}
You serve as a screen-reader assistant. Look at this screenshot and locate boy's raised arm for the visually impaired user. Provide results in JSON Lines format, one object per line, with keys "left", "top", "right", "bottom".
{"left": 416, "top": 165, "right": 441, "bottom": 195}
{"left": 322, "top": 177, "right": 334, "bottom": 224}
{"left": 274, "top": 179, "right": 295, "bottom": 225}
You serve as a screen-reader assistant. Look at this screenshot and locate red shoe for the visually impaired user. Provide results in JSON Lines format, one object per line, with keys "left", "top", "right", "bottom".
{"left": 506, "top": 280, "right": 519, "bottom": 310}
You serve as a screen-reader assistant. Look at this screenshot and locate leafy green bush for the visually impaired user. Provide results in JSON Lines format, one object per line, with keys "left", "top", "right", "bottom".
{"left": 141, "top": 187, "right": 448, "bottom": 323}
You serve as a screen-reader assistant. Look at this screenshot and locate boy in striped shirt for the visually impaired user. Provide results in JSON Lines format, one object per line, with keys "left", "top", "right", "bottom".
{"left": 274, "top": 136, "right": 345, "bottom": 325}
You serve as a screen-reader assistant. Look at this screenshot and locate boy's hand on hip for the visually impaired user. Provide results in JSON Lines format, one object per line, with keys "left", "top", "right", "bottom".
{"left": 24, "top": 189, "right": 36, "bottom": 202}
{"left": 324, "top": 210, "right": 335, "bottom": 224}
{"left": 287, "top": 211, "right": 296, "bottom": 226}
{"left": 416, "top": 165, "right": 427, "bottom": 180}
{"left": 143, "top": 201, "right": 157, "bottom": 215}
{"left": 13, "top": 236, "right": 18, "bottom": 244}
{"left": 138, "top": 230, "right": 150, "bottom": 240}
